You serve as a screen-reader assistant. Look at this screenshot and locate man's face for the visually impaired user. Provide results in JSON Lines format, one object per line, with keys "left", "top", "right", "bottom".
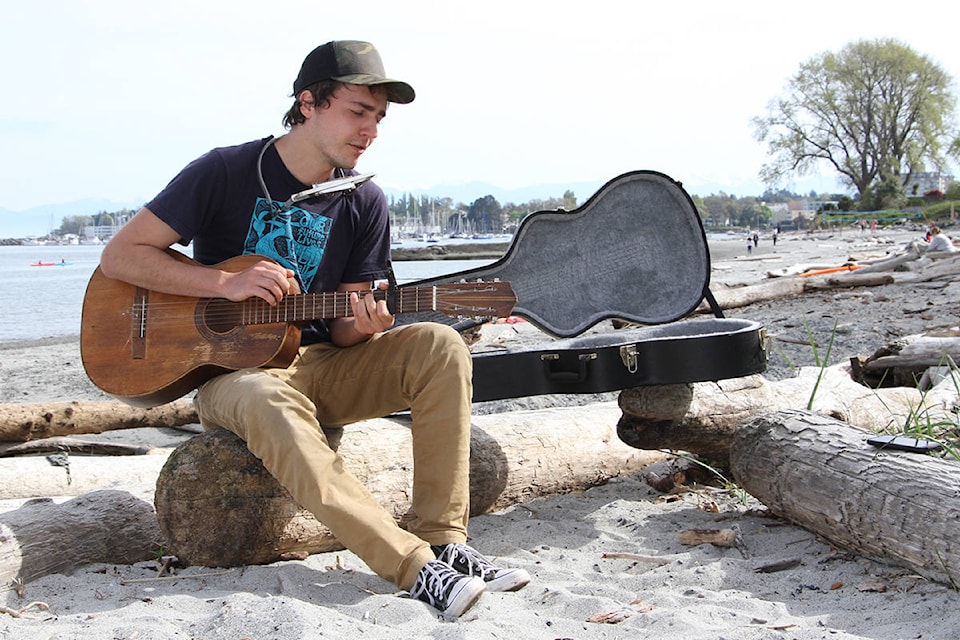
{"left": 304, "top": 84, "right": 388, "bottom": 172}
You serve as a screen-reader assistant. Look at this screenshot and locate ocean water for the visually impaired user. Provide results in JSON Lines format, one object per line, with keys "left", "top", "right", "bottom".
{"left": 0, "top": 244, "right": 493, "bottom": 344}
{"left": 0, "top": 232, "right": 743, "bottom": 344}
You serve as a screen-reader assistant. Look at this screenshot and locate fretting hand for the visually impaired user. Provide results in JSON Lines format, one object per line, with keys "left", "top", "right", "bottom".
{"left": 350, "top": 281, "right": 394, "bottom": 335}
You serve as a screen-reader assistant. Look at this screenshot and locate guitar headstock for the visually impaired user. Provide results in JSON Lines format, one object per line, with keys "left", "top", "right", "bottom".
{"left": 433, "top": 281, "right": 517, "bottom": 320}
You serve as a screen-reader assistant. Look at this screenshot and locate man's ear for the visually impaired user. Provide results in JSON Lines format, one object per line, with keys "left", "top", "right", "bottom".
{"left": 297, "top": 90, "right": 315, "bottom": 119}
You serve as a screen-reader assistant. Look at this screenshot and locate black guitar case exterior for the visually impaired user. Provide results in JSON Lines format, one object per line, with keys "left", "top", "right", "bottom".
{"left": 395, "top": 170, "right": 766, "bottom": 401}
{"left": 471, "top": 318, "right": 765, "bottom": 402}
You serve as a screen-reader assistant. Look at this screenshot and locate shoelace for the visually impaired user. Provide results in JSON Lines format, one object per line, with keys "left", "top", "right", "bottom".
{"left": 439, "top": 545, "right": 497, "bottom": 580}
{"left": 411, "top": 562, "right": 461, "bottom": 607}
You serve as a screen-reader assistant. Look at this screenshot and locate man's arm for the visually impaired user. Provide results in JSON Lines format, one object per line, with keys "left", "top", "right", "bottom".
{"left": 99, "top": 207, "right": 297, "bottom": 305}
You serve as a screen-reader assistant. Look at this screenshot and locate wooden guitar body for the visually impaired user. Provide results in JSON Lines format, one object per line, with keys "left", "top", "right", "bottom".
{"left": 81, "top": 252, "right": 300, "bottom": 407}
{"left": 81, "top": 251, "right": 516, "bottom": 407}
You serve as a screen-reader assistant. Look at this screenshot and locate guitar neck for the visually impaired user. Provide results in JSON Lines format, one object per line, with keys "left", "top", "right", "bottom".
{"left": 237, "top": 286, "right": 452, "bottom": 325}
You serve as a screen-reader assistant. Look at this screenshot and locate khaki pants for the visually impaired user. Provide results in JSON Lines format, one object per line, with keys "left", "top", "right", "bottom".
{"left": 194, "top": 322, "right": 473, "bottom": 590}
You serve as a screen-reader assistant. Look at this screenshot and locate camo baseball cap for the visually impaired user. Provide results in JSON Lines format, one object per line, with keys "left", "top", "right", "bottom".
{"left": 293, "top": 40, "right": 415, "bottom": 104}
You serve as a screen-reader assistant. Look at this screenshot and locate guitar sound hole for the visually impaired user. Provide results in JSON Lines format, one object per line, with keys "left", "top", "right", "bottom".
{"left": 200, "top": 299, "right": 244, "bottom": 335}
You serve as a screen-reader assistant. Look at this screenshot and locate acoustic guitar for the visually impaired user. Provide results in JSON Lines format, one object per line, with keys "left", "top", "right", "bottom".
{"left": 81, "top": 249, "right": 516, "bottom": 408}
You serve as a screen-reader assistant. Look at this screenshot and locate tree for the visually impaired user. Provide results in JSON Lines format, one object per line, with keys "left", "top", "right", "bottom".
{"left": 945, "top": 181, "right": 960, "bottom": 201}
{"left": 753, "top": 39, "right": 959, "bottom": 202}
{"left": 690, "top": 195, "right": 708, "bottom": 221}
{"left": 701, "top": 192, "right": 741, "bottom": 226}
{"left": 56, "top": 215, "right": 93, "bottom": 235}
{"left": 467, "top": 195, "right": 503, "bottom": 234}
{"left": 869, "top": 173, "right": 907, "bottom": 210}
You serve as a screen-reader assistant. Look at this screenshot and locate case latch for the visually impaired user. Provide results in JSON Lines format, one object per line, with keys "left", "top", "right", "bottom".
{"left": 619, "top": 344, "right": 638, "bottom": 374}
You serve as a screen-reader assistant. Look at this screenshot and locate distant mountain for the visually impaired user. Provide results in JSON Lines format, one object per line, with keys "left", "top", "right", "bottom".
{"left": 0, "top": 198, "right": 145, "bottom": 239}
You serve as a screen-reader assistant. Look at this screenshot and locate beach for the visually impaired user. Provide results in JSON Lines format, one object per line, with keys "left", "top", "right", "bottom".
{"left": 3, "top": 225, "right": 960, "bottom": 639}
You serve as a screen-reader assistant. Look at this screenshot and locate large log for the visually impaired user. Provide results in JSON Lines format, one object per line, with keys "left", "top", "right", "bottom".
{"left": 703, "top": 279, "right": 804, "bottom": 311}
{"left": 0, "top": 399, "right": 197, "bottom": 442}
{"left": 155, "top": 403, "right": 663, "bottom": 567}
{"left": 0, "top": 454, "right": 170, "bottom": 500}
{"left": 729, "top": 409, "right": 960, "bottom": 586}
{"left": 699, "top": 272, "right": 894, "bottom": 313}
{"left": 0, "top": 488, "right": 162, "bottom": 587}
{"left": 851, "top": 246, "right": 922, "bottom": 274}
{"left": 899, "top": 252, "right": 960, "bottom": 282}
{"left": 859, "top": 335, "right": 960, "bottom": 386}
{"left": 617, "top": 364, "right": 960, "bottom": 463}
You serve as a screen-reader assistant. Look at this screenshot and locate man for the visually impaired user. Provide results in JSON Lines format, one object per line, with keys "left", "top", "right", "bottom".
{"left": 100, "top": 40, "right": 529, "bottom": 619}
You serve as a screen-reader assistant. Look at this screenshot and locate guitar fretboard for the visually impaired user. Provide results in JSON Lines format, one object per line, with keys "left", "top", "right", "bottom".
{"left": 238, "top": 287, "right": 436, "bottom": 325}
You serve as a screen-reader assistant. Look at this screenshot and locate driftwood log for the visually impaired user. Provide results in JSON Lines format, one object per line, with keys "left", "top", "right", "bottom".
{"left": 856, "top": 334, "right": 960, "bottom": 387}
{"left": 0, "top": 454, "right": 169, "bottom": 500}
{"left": 699, "top": 271, "right": 894, "bottom": 313}
{"left": 896, "top": 252, "right": 960, "bottom": 283}
{"left": 730, "top": 409, "right": 960, "bottom": 586}
{"left": 617, "top": 364, "right": 960, "bottom": 464}
{"left": 155, "top": 403, "right": 663, "bottom": 568}
{"left": 700, "top": 244, "right": 960, "bottom": 314}
{"left": 0, "top": 399, "right": 197, "bottom": 442}
{"left": 0, "top": 489, "right": 162, "bottom": 587}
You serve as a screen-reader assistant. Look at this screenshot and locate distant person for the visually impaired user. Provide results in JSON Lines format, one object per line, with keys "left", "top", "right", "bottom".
{"left": 746, "top": 237, "right": 753, "bottom": 255}
{"left": 772, "top": 231, "right": 778, "bottom": 246}
{"left": 99, "top": 39, "right": 528, "bottom": 619}
{"left": 926, "top": 226, "right": 958, "bottom": 253}
{"left": 752, "top": 232, "right": 758, "bottom": 248}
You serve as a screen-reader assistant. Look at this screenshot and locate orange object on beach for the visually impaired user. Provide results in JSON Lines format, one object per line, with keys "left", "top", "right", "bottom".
{"left": 799, "top": 264, "right": 863, "bottom": 277}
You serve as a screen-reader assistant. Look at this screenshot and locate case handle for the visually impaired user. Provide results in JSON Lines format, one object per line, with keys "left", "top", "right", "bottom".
{"left": 540, "top": 353, "right": 597, "bottom": 383}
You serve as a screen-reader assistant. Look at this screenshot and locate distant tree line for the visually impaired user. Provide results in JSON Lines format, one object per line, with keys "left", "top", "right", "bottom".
{"left": 387, "top": 190, "right": 577, "bottom": 235}
{"left": 52, "top": 178, "right": 960, "bottom": 242}
{"left": 54, "top": 209, "right": 137, "bottom": 236}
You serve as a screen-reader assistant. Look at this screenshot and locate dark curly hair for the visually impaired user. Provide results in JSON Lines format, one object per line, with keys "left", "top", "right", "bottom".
{"left": 282, "top": 80, "right": 343, "bottom": 129}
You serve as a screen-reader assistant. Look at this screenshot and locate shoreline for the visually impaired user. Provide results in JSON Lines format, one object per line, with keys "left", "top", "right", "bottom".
{"left": 389, "top": 241, "right": 510, "bottom": 261}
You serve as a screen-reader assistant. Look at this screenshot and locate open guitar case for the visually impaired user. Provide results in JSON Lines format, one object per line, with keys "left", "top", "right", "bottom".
{"left": 395, "top": 170, "right": 767, "bottom": 403}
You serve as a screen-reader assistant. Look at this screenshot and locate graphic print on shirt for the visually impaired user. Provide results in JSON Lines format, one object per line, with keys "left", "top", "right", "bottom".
{"left": 243, "top": 197, "right": 332, "bottom": 291}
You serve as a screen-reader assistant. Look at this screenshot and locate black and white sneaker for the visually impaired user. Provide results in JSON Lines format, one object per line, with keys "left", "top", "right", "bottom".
{"left": 432, "top": 543, "right": 531, "bottom": 592}
{"left": 409, "top": 559, "right": 485, "bottom": 620}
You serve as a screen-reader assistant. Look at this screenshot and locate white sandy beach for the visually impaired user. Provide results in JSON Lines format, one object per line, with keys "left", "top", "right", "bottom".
{"left": 3, "top": 224, "right": 960, "bottom": 639}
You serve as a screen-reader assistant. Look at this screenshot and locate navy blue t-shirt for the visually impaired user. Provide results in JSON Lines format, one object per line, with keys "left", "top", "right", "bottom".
{"left": 146, "top": 136, "right": 392, "bottom": 343}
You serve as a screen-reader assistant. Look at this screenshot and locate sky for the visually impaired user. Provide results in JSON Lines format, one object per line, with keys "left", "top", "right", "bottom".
{"left": 2, "top": 0, "right": 959, "bottom": 213}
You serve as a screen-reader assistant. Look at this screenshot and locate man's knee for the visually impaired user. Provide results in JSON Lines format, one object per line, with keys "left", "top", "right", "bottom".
{"left": 407, "top": 323, "right": 471, "bottom": 368}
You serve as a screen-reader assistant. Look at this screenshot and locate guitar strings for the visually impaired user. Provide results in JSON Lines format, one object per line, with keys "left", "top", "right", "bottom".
{"left": 119, "top": 288, "right": 514, "bottom": 329}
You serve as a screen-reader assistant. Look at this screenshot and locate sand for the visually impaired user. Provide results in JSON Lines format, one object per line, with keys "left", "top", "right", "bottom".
{"left": 3, "top": 225, "right": 960, "bottom": 639}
